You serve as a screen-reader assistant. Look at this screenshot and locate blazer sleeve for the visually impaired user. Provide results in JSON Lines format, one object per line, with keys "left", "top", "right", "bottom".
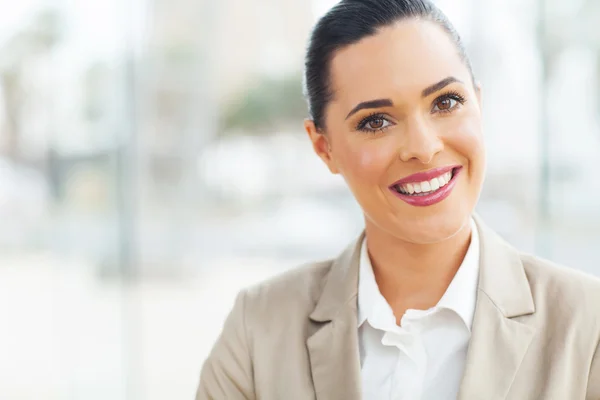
{"left": 196, "top": 290, "right": 255, "bottom": 400}
{"left": 588, "top": 339, "right": 600, "bottom": 399}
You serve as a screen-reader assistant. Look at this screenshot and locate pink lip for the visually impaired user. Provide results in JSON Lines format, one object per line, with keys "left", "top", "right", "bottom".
{"left": 388, "top": 166, "right": 463, "bottom": 207}
{"left": 390, "top": 165, "right": 459, "bottom": 186}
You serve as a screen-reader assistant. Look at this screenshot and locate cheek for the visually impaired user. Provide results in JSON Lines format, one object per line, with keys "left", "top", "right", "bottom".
{"left": 337, "top": 138, "right": 397, "bottom": 183}
{"left": 442, "top": 117, "right": 485, "bottom": 164}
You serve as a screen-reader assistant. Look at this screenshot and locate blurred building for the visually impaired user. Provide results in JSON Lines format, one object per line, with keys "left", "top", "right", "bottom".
{"left": 0, "top": 0, "right": 600, "bottom": 399}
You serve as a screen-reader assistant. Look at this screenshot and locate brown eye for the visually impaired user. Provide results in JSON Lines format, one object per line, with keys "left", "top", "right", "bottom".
{"left": 436, "top": 98, "right": 454, "bottom": 111}
{"left": 357, "top": 114, "right": 392, "bottom": 132}
{"left": 432, "top": 93, "right": 465, "bottom": 113}
{"left": 367, "top": 118, "right": 385, "bottom": 129}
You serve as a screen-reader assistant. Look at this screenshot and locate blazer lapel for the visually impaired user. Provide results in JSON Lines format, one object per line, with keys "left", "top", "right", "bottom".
{"left": 458, "top": 216, "right": 536, "bottom": 399}
{"left": 305, "top": 216, "right": 537, "bottom": 399}
{"left": 306, "top": 235, "right": 363, "bottom": 400}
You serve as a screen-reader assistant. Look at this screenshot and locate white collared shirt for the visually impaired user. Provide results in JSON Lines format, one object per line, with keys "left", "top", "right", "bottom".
{"left": 358, "top": 219, "right": 480, "bottom": 400}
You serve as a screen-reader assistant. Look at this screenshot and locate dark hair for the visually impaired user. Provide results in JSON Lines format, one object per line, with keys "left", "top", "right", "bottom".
{"left": 303, "top": 0, "right": 474, "bottom": 130}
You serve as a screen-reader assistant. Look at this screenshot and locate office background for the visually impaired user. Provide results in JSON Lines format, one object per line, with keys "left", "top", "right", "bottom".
{"left": 0, "top": 0, "right": 599, "bottom": 398}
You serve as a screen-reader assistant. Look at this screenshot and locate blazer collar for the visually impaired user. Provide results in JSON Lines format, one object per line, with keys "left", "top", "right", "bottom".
{"left": 458, "top": 215, "right": 537, "bottom": 399}
{"left": 309, "top": 214, "right": 535, "bottom": 323}
{"left": 308, "top": 232, "right": 364, "bottom": 323}
{"left": 307, "top": 233, "right": 364, "bottom": 400}
{"left": 306, "top": 214, "right": 537, "bottom": 400}
{"left": 472, "top": 213, "right": 535, "bottom": 318}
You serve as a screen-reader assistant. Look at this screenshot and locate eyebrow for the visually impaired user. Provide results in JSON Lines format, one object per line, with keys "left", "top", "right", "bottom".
{"left": 344, "top": 76, "right": 464, "bottom": 120}
{"left": 421, "top": 76, "right": 463, "bottom": 98}
{"left": 345, "top": 98, "right": 393, "bottom": 120}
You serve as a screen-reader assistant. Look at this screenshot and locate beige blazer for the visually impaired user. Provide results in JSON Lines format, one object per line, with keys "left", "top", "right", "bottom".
{"left": 197, "top": 216, "right": 600, "bottom": 399}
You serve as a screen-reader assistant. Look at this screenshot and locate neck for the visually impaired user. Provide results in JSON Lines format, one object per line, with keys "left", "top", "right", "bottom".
{"left": 364, "top": 218, "right": 473, "bottom": 319}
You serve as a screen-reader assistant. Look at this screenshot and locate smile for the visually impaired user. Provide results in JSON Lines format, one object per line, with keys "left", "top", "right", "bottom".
{"left": 388, "top": 165, "right": 462, "bottom": 207}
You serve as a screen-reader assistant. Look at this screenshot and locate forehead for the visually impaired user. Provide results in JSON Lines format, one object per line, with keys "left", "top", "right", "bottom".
{"left": 329, "top": 19, "right": 470, "bottom": 105}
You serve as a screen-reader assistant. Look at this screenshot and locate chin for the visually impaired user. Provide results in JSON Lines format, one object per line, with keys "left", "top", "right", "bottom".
{"left": 374, "top": 207, "right": 472, "bottom": 245}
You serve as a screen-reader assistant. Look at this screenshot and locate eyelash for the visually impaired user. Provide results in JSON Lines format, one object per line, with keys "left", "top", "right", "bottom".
{"left": 354, "top": 91, "right": 468, "bottom": 133}
{"left": 356, "top": 112, "right": 392, "bottom": 133}
{"left": 432, "top": 90, "right": 467, "bottom": 113}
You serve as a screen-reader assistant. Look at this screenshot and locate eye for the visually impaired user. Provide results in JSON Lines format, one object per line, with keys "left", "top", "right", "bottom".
{"left": 357, "top": 114, "right": 393, "bottom": 132}
{"left": 435, "top": 98, "right": 456, "bottom": 111}
{"left": 432, "top": 91, "right": 466, "bottom": 113}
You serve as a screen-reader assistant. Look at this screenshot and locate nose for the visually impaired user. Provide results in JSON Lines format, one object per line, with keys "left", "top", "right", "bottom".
{"left": 397, "top": 116, "right": 444, "bottom": 164}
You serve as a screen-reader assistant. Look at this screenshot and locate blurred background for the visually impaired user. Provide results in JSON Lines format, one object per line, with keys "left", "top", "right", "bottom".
{"left": 0, "top": 0, "right": 599, "bottom": 398}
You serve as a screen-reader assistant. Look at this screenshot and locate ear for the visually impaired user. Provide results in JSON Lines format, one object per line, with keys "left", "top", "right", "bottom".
{"left": 304, "top": 119, "right": 339, "bottom": 174}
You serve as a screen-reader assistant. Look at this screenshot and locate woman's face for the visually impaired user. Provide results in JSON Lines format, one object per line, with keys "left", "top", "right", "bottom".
{"left": 306, "top": 19, "right": 486, "bottom": 244}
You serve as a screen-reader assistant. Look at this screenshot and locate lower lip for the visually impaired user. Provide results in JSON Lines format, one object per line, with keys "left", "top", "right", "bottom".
{"left": 389, "top": 167, "right": 462, "bottom": 207}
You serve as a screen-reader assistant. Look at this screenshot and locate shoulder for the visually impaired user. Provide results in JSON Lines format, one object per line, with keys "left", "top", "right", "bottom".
{"left": 519, "top": 252, "right": 600, "bottom": 327}
{"left": 240, "top": 259, "right": 334, "bottom": 323}
{"left": 521, "top": 252, "right": 600, "bottom": 298}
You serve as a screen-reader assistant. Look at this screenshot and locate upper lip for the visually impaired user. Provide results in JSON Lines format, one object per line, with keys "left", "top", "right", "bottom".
{"left": 389, "top": 165, "right": 460, "bottom": 186}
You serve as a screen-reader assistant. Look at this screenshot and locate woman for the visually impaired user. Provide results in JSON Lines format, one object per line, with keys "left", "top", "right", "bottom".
{"left": 197, "top": 0, "right": 600, "bottom": 398}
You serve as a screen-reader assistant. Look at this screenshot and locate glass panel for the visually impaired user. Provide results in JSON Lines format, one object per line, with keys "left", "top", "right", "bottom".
{"left": 0, "top": 0, "right": 598, "bottom": 398}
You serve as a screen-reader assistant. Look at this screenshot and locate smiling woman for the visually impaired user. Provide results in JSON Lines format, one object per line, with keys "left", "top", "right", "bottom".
{"left": 197, "top": 1, "right": 600, "bottom": 399}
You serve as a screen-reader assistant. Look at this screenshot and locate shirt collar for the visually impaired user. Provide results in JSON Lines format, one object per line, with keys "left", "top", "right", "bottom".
{"left": 357, "top": 234, "right": 397, "bottom": 332}
{"left": 357, "top": 218, "right": 480, "bottom": 331}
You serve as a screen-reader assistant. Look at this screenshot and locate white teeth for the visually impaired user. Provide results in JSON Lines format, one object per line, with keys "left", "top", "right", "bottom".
{"left": 441, "top": 171, "right": 451, "bottom": 184}
{"left": 397, "top": 170, "right": 454, "bottom": 195}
